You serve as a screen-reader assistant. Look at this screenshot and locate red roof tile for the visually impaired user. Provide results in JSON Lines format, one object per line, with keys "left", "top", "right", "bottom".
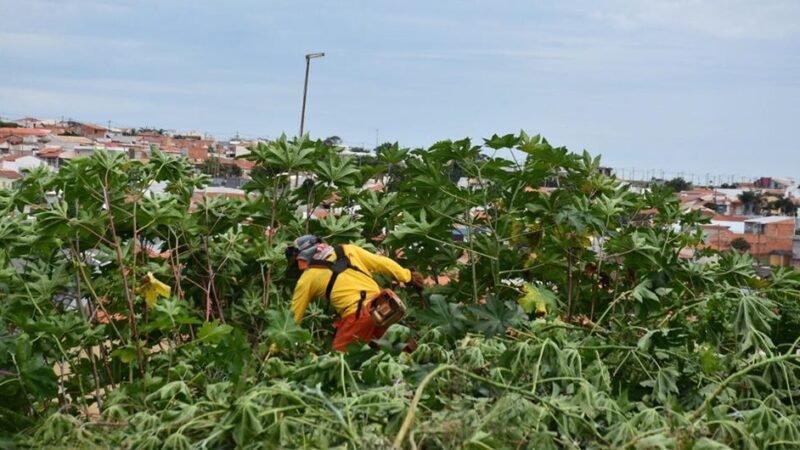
{"left": 188, "top": 147, "right": 209, "bottom": 160}
{"left": 0, "top": 170, "right": 21, "bottom": 179}
{"left": 0, "top": 128, "right": 51, "bottom": 137}
{"left": 236, "top": 159, "right": 254, "bottom": 170}
{"left": 37, "top": 147, "right": 63, "bottom": 157}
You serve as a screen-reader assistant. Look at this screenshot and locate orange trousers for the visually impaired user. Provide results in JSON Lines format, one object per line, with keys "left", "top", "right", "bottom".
{"left": 333, "top": 310, "right": 386, "bottom": 352}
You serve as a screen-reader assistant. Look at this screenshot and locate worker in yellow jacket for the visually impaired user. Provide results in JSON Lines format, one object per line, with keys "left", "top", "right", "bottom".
{"left": 287, "top": 235, "right": 424, "bottom": 351}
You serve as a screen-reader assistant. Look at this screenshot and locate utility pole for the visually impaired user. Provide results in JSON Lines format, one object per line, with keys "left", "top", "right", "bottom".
{"left": 299, "top": 52, "right": 325, "bottom": 137}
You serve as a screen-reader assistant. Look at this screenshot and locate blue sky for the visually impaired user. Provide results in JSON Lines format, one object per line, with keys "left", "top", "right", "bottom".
{"left": 1, "top": 0, "right": 799, "bottom": 181}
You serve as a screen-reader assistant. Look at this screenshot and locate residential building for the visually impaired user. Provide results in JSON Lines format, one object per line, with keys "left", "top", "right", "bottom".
{"left": 0, "top": 128, "right": 52, "bottom": 155}
{"left": 680, "top": 188, "right": 745, "bottom": 216}
{"left": 1, "top": 155, "right": 47, "bottom": 172}
{"left": 13, "top": 117, "right": 45, "bottom": 128}
{"left": 704, "top": 215, "right": 795, "bottom": 266}
{"left": 66, "top": 122, "right": 108, "bottom": 138}
{"left": 49, "top": 135, "right": 94, "bottom": 151}
{"left": 755, "top": 177, "right": 795, "bottom": 190}
{"left": 0, "top": 170, "right": 21, "bottom": 189}
{"left": 597, "top": 166, "right": 614, "bottom": 177}
{"left": 36, "top": 147, "right": 65, "bottom": 170}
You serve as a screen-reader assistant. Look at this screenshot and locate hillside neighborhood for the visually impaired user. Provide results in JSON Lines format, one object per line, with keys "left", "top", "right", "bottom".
{"left": 2, "top": 116, "right": 800, "bottom": 272}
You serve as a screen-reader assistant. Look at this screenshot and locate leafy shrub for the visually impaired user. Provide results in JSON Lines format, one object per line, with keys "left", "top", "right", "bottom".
{"left": 2, "top": 132, "right": 800, "bottom": 448}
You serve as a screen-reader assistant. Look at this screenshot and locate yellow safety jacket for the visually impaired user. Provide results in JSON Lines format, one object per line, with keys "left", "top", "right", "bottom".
{"left": 291, "top": 244, "right": 411, "bottom": 323}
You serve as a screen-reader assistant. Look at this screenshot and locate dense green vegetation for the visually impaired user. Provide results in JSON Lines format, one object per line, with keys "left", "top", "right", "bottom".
{"left": 2, "top": 132, "right": 800, "bottom": 449}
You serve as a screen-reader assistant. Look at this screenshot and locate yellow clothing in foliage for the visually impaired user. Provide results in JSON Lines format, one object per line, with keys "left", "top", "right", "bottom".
{"left": 291, "top": 244, "right": 411, "bottom": 323}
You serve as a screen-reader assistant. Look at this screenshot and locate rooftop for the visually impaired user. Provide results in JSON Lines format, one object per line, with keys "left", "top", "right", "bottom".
{"left": 709, "top": 220, "right": 746, "bottom": 234}
{"left": 0, "top": 128, "right": 52, "bottom": 137}
{"left": 80, "top": 123, "right": 109, "bottom": 131}
{"left": 0, "top": 169, "right": 22, "bottom": 179}
{"left": 37, "top": 147, "right": 63, "bottom": 157}
{"left": 52, "top": 136, "right": 94, "bottom": 145}
{"left": 744, "top": 216, "right": 796, "bottom": 225}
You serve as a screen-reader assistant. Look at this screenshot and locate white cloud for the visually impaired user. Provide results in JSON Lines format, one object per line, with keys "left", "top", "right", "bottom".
{"left": 586, "top": 0, "right": 800, "bottom": 40}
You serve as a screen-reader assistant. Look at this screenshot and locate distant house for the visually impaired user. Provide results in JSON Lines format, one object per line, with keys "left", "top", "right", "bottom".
{"left": 0, "top": 136, "right": 22, "bottom": 155}
{"left": 1, "top": 155, "right": 47, "bottom": 172}
{"left": 49, "top": 135, "right": 94, "bottom": 150}
{"left": 175, "top": 137, "right": 213, "bottom": 164}
{"left": 187, "top": 146, "right": 209, "bottom": 163}
{"left": 36, "top": 147, "right": 64, "bottom": 169}
{"left": 597, "top": 167, "right": 614, "bottom": 177}
{"left": 705, "top": 215, "right": 795, "bottom": 266}
{"left": 0, "top": 127, "right": 52, "bottom": 154}
{"left": 743, "top": 216, "right": 795, "bottom": 236}
{"left": 234, "top": 143, "right": 251, "bottom": 158}
{"left": 793, "top": 237, "right": 800, "bottom": 270}
{"left": 679, "top": 188, "right": 745, "bottom": 216}
{"left": 0, "top": 169, "right": 21, "bottom": 189}
{"left": 189, "top": 186, "right": 250, "bottom": 209}
{"left": 225, "top": 158, "right": 255, "bottom": 177}
{"left": 13, "top": 117, "right": 44, "bottom": 128}
{"left": 66, "top": 122, "right": 108, "bottom": 138}
{"left": 755, "top": 177, "right": 795, "bottom": 190}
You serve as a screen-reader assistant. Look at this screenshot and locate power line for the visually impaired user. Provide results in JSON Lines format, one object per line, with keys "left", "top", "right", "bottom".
{"left": 609, "top": 166, "right": 789, "bottom": 186}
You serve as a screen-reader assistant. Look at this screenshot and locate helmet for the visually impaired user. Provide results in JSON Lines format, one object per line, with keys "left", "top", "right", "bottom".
{"left": 294, "top": 234, "right": 322, "bottom": 261}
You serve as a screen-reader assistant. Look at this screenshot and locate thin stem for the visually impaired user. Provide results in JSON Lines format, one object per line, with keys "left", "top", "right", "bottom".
{"left": 102, "top": 178, "right": 145, "bottom": 379}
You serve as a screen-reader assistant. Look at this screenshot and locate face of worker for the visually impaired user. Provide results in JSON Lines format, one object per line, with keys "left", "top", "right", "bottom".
{"left": 285, "top": 246, "right": 304, "bottom": 280}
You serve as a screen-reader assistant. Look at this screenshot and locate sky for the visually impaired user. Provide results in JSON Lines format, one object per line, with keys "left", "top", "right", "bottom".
{"left": 1, "top": 0, "right": 799, "bottom": 182}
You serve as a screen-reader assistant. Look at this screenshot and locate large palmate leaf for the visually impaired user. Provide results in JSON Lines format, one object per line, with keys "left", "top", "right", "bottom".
{"left": 263, "top": 309, "right": 311, "bottom": 350}
{"left": 414, "top": 294, "right": 468, "bottom": 340}
{"left": 315, "top": 155, "right": 360, "bottom": 187}
{"left": 467, "top": 297, "right": 526, "bottom": 337}
{"left": 197, "top": 320, "right": 233, "bottom": 344}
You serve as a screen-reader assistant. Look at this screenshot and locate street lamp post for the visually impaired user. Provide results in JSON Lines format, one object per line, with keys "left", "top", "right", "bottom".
{"left": 299, "top": 52, "right": 325, "bottom": 137}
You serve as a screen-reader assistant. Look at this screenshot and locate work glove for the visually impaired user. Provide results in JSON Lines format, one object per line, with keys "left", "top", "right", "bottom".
{"left": 409, "top": 270, "right": 425, "bottom": 289}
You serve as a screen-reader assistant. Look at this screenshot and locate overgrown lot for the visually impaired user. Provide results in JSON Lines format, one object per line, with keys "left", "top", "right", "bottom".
{"left": 2, "top": 133, "right": 800, "bottom": 449}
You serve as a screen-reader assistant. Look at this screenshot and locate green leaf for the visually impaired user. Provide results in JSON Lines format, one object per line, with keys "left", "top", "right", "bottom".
{"left": 518, "top": 283, "right": 558, "bottom": 315}
{"left": 468, "top": 298, "right": 526, "bottom": 337}
{"left": 632, "top": 280, "right": 659, "bottom": 303}
{"left": 197, "top": 320, "right": 234, "bottom": 344}
{"left": 263, "top": 309, "right": 311, "bottom": 349}
{"left": 483, "top": 133, "right": 520, "bottom": 150}
{"left": 415, "top": 294, "right": 468, "bottom": 340}
{"left": 693, "top": 438, "right": 733, "bottom": 450}
{"left": 232, "top": 398, "right": 263, "bottom": 446}
{"left": 644, "top": 366, "right": 679, "bottom": 403}
{"left": 111, "top": 346, "right": 138, "bottom": 364}
{"left": 162, "top": 432, "right": 191, "bottom": 450}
